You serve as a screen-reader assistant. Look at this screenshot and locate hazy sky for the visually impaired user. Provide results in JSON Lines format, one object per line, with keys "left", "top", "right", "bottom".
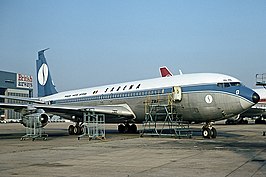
{"left": 1, "top": 0, "right": 265, "bottom": 94}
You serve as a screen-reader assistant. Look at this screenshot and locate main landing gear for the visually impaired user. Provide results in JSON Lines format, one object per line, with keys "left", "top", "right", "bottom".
{"left": 202, "top": 122, "right": 217, "bottom": 139}
{"left": 68, "top": 123, "right": 83, "bottom": 135}
{"left": 118, "top": 123, "right": 138, "bottom": 133}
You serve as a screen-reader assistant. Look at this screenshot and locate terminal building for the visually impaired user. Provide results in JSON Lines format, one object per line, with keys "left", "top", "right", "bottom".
{"left": 0, "top": 70, "right": 33, "bottom": 120}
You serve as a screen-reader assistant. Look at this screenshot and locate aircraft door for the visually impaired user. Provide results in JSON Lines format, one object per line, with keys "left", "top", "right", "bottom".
{"left": 172, "top": 86, "right": 182, "bottom": 101}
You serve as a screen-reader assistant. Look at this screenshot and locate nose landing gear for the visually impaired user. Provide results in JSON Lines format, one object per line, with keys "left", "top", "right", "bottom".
{"left": 202, "top": 123, "right": 217, "bottom": 139}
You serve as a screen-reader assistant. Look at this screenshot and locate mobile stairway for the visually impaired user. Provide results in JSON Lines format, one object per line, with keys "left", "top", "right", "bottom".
{"left": 140, "top": 93, "right": 192, "bottom": 139}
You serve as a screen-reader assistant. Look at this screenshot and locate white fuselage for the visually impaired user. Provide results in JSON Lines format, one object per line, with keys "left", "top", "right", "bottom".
{"left": 40, "top": 73, "right": 257, "bottom": 123}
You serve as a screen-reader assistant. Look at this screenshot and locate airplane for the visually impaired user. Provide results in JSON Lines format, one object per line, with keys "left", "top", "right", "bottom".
{"left": 239, "top": 88, "right": 266, "bottom": 123}
{"left": 159, "top": 66, "right": 266, "bottom": 124}
{"left": 0, "top": 49, "right": 260, "bottom": 138}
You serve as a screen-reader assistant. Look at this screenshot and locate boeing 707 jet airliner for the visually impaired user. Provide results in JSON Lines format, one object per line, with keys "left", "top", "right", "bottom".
{"left": 0, "top": 49, "right": 260, "bottom": 138}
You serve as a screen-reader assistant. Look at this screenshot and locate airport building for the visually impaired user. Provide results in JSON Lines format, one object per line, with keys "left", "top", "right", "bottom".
{"left": 0, "top": 70, "right": 33, "bottom": 120}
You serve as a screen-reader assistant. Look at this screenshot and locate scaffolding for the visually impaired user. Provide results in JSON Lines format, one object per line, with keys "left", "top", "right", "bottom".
{"left": 21, "top": 115, "right": 48, "bottom": 141}
{"left": 140, "top": 94, "right": 192, "bottom": 138}
{"left": 78, "top": 111, "right": 105, "bottom": 140}
{"left": 256, "top": 73, "right": 266, "bottom": 136}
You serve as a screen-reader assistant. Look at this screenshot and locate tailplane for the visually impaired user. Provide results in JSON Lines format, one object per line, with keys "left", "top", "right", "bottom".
{"left": 36, "top": 48, "right": 58, "bottom": 97}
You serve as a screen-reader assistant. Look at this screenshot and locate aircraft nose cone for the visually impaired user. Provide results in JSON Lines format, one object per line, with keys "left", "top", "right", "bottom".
{"left": 252, "top": 92, "right": 260, "bottom": 104}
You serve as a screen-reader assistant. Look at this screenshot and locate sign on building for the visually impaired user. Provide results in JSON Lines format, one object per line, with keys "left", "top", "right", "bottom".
{"left": 17, "top": 73, "right": 33, "bottom": 89}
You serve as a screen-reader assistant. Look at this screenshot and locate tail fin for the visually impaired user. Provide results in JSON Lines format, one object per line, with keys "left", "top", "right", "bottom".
{"left": 36, "top": 48, "right": 58, "bottom": 97}
{"left": 159, "top": 66, "right": 173, "bottom": 77}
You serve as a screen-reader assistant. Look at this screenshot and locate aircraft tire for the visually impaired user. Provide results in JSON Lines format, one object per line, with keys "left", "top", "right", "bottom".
{"left": 118, "top": 124, "right": 125, "bottom": 133}
{"left": 211, "top": 127, "right": 217, "bottom": 138}
{"left": 68, "top": 125, "right": 75, "bottom": 135}
{"left": 202, "top": 128, "right": 211, "bottom": 139}
{"left": 74, "top": 126, "right": 82, "bottom": 135}
{"left": 129, "top": 124, "right": 137, "bottom": 133}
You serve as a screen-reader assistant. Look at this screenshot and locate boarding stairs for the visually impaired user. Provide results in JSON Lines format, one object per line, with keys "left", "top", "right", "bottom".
{"left": 140, "top": 94, "right": 192, "bottom": 138}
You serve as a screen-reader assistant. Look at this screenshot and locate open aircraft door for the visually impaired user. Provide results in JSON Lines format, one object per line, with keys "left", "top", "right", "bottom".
{"left": 172, "top": 86, "right": 182, "bottom": 101}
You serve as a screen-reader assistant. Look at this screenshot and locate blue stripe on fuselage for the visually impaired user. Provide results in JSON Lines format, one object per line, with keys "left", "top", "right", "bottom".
{"left": 182, "top": 84, "right": 254, "bottom": 103}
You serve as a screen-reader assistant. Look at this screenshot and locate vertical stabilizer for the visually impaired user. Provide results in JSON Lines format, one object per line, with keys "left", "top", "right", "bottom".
{"left": 159, "top": 66, "right": 173, "bottom": 77}
{"left": 36, "top": 49, "right": 58, "bottom": 97}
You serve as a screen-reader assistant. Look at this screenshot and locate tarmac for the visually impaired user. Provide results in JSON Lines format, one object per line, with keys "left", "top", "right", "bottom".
{"left": 0, "top": 122, "right": 266, "bottom": 177}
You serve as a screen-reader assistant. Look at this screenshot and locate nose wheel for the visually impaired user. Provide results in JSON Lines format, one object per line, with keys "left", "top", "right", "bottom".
{"left": 202, "top": 123, "right": 217, "bottom": 139}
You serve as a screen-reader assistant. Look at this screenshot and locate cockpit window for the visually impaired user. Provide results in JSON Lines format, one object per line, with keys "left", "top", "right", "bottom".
{"left": 230, "top": 82, "right": 241, "bottom": 86}
{"left": 217, "top": 82, "right": 241, "bottom": 88}
{"left": 217, "top": 83, "right": 223, "bottom": 88}
{"left": 224, "top": 83, "right": 230, "bottom": 87}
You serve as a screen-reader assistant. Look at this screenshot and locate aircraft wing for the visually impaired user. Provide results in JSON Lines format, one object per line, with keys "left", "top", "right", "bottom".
{"left": 0, "top": 103, "right": 32, "bottom": 112}
{"left": 0, "top": 103, "right": 135, "bottom": 121}
{"left": 0, "top": 95, "right": 45, "bottom": 104}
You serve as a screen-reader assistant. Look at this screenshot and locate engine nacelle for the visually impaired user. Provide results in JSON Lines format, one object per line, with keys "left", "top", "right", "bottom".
{"left": 21, "top": 113, "right": 49, "bottom": 128}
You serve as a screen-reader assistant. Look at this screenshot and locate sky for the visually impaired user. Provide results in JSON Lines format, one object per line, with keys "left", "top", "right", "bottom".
{"left": 0, "top": 0, "right": 265, "bottom": 95}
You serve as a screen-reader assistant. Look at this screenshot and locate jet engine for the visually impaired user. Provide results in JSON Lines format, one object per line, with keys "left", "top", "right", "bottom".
{"left": 21, "top": 113, "right": 49, "bottom": 128}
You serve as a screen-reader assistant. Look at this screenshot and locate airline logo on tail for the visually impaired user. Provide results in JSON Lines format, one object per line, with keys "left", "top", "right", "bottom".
{"left": 159, "top": 66, "right": 183, "bottom": 77}
{"left": 38, "top": 63, "right": 49, "bottom": 86}
{"left": 159, "top": 66, "right": 173, "bottom": 77}
{"left": 36, "top": 48, "right": 58, "bottom": 97}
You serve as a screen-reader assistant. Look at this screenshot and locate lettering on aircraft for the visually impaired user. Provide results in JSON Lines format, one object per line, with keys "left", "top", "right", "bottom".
{"left": 38, "top": 64, "right": 49, "bottom": 86}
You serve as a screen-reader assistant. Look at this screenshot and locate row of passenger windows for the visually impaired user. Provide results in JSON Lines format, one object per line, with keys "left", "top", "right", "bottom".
{"left": 217, "top": 82, "right": 241, "bottom": 88}
{"left": 56, "top": 88, "right": 170, "bottom": 104}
